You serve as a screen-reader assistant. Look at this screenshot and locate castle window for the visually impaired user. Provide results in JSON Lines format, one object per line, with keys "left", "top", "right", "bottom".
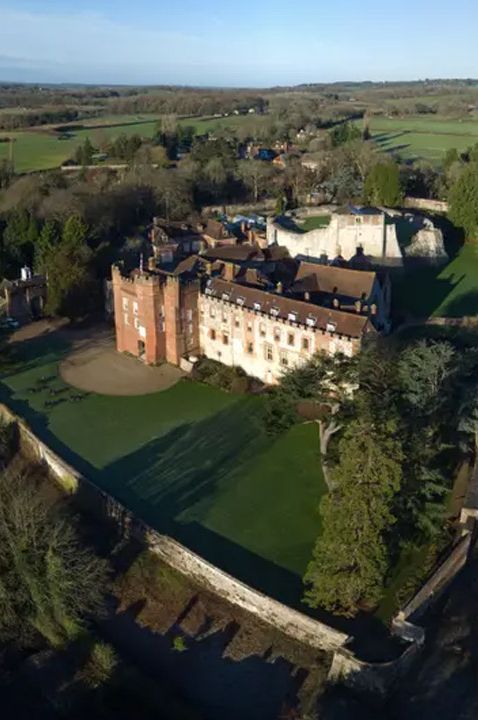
{"left": 247, "top": 321, "right": 253, "bottom": 332}
{"left": 123, "top": 313, "right": 129, "bottom": 326}
{"left": 274, "top": 327, "right": 281, "bottom": 342}
{"left": 302, "top": 337, "right": 310, "bottom": 351}
{"left": 236, "top": 296, "right": 245, "bottom": 306}
{"left": 306, "top": 315, "right": 317, "bottom": 328}
{"left": 222, "top": 333, "right": 229, "bottom": 345}
{"left": 326, "top": 321, "right": 337, "bottom": 333}
{"left": 253, "top": 302, "right": 261, "bottom": 312}
{"left": 270, "top": 306, "right": 280, "bottom": 317}
{"left": 134, "top": 317, "right": 140, "bottom": 330}
{"left": 210, "top": 329, "right": 216, "bottom": 340}
{"left": 122, "top": 297, "right": 129, "bottom": 311}
{"left": 210, "top": 307, "right": 216, "bottom": 319}
{"left": 280, "top": 351, "right": 289, "bottom": 367}
{"left": 133, "top": 301, "right": 139, "bottom": 316}
{"left": 234, "top": 317, "right": 240, "bottom": 328}
{"left": 264, "top": 344, "right": 273, "bottom": 362}
{"left": 188, "top": 323, "right": 193, "bottom": 335}
{"left": 287, "top": 332, "right": 295, "bottom": 346}
{"left": 247, "top": 342, "right": 254, "bottom": 354}
{"left": 288, "top": 311, "right": 298, "bottom": 323}
{"left": 187, "top": 309, "right": 193, "bottom": 321}
{"left": 222, "top": 313, "right": 227, "bottom": 323}
{"left": 259, "top": 322, "right": 266, "bottom": 337}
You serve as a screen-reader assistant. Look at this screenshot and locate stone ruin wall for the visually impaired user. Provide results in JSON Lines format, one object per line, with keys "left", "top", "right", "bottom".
{"left": 267, "top": 215, "right": 402, "bottom": 265}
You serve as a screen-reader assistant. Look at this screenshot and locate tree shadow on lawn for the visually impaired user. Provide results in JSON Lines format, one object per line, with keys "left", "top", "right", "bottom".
{"left": 1, "top": 329, "right": 72, "bottom": 379}
{"left": 439, "top": 289, "right": 478, "bottom": 317}
{"left": 0, "top": 382, "right": 401, "bottom": 651}
{"left": 390, "top": 265, "right": 458, "bottom": 322}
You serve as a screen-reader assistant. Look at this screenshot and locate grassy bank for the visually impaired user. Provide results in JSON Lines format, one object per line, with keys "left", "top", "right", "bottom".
{"left": 0, "top": 330, "right": 325, "bottom": 607}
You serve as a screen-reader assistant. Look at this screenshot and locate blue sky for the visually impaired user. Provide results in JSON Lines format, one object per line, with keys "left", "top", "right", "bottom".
{"left": 0, "top": 0, "right": 477, "bottom": 86}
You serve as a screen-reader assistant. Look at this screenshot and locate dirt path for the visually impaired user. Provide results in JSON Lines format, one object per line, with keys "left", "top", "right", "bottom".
{"left": 9, "top": 319, "right": 185, "bottom": 396}
{"left": 60, "top": 335, "right": 185, "bottom": 396}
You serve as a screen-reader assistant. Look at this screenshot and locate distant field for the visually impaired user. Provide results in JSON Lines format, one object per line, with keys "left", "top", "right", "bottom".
{"left": 0, "top": 112, "right": 268, "bottom": 173}
{"left": 367, "top": 115, "right": 478, "bottom": 162}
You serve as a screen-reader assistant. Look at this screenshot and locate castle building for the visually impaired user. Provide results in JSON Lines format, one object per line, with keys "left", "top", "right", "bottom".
{"left": 112, "top": 264, "right": 200, "bottom": 366}
{"left": 112, "top": 251, "right": 388, "bottom": 384}
{"left": 199, "top": 277, "right": 376, "bottom": 384}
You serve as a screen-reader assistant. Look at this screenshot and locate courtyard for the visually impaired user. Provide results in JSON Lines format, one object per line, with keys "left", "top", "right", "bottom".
{"left": 0, "top": 322, "right": 327, "bottom": 611}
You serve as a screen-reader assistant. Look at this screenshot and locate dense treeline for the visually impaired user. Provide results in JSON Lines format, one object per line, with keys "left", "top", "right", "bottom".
{"left": 0, "top": 107, "right": 100, "bottom": 131}
{"left": 267, "top": 337, "right": 478, "bottom": 617}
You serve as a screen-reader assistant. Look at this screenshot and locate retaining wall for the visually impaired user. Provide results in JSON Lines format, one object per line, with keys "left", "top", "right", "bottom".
{"left": 328, "top": 641, "right": 420, "bottom": 696}
{"left": 394, "top": 534, "right": 472, "bottom": 625}
{"left": 403, "top": 197, "right": 449, "bottom": 213}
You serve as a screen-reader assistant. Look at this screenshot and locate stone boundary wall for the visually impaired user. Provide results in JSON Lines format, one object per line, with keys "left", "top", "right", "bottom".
{"left": 147, "top": 534, "right": 348, "bottom": 651}
{"left": 392, "top": 533, "right": 472, "bottom": 631}
{"left": 328, "top": 641, "right": 420, "bottom": 697}
{"left": 403, "top": 197, "right": 449, "bottom": 213}
{"left": 0, "top": 404, "right": 348, "bottom": 654}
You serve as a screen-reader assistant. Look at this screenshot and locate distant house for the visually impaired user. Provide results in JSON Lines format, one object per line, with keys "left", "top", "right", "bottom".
{"left": 254, "top": 148, "right": 277, "bottom": 162}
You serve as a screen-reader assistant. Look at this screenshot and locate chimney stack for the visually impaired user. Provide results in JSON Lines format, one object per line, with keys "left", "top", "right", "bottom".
{"left": 333, "top": 298, "right": 340, "bottom": 309}
{"left": 276, "top": 281, "right": 283, "bottom": 294}
{"left": 304, "top": 291, "right": 311, "bottom": 302}
{"left": 223, "top": 262, "right": 237, "bottom": 282}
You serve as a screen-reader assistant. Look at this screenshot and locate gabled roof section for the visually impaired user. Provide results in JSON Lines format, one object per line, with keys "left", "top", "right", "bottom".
{"left": 204, "top": 277, "right": 374, "bottom": 339}
{"left": 203, "top": 245, "right": 264, "bottom": 263}
{"left": 292, "top": 261, "right": 377, "bottom": 299}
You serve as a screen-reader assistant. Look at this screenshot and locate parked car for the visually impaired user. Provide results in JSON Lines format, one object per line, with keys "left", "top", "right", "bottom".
{"left": 0, "top": 317, "right": 19, "bottom": 329}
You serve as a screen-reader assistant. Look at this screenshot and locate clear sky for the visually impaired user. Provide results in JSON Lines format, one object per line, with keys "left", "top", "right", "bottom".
{"left": 0, "top": 0, "right": 477, "bottom": 87}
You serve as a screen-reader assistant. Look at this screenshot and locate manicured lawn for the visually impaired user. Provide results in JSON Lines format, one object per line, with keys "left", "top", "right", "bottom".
{"left": 393, "top": 244, "right": 478, "bottom": 320}
{"left": 300, "top": 215, "right": 331, "bottom": 232}
{"left": 0, "top": 332, "right": 325, "bottom": 606}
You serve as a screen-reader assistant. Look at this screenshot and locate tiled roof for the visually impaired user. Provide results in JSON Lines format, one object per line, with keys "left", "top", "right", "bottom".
{"left": 203, "top": 245, "right": 264, "bottom": 263}
{"left": 292, "top": 262, "right": 377, "bottom": 299}
{"left": 204, "top": 277, "right": 374, "bottom": 339}
{"left": 204, "top": 219, "right": 232, "bottom": 240}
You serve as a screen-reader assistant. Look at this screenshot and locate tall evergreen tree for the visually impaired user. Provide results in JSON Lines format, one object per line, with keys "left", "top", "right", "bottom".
{"left": 34, "top": 220, "right": 59, "bottom": 274}
{"left": 304, "top": 417, "right": 403, "bottom": 616}
{"left": 364, "top": 160, "right": 403, "bottom": 206}
{"left": 45, "top": 215, "right": 93, "bottom": 318}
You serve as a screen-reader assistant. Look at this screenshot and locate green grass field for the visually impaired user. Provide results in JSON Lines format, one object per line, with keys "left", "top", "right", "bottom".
{"left": 0, "top": 113, "right": 268, "bottom": 173}
{"left": 0, "top": 332, "right": 325, "bottom": 607}
{"left": 300, "top": 215, "right": 331, "bottom": 232}
{"left": 367, "top": 115, "right": 478, "bottom": 162}
{"left": 393, "top": 243, "right": 478, "bottom": 320}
